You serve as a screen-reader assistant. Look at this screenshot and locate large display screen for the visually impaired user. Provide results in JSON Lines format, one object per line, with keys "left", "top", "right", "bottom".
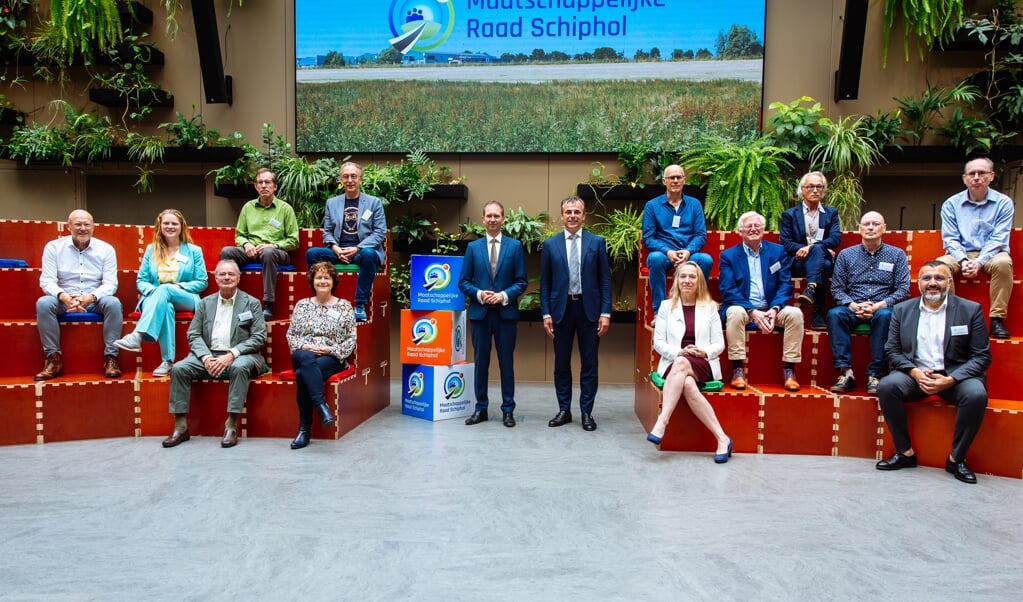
{"left": 295, "top": 1, "right": 765, "bottom": 153}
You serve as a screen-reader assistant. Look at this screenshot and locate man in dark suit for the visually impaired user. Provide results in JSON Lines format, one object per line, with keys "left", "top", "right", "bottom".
{"left": 162, "top": 259, "right": 267, "bottom": 449}
{"left": 780, "top": 171, "right": 841, "bottom": 331}
{"left": 718, "top": 211, "right": 804, "bottom": 391}
{"left": 540, "top": 196, "right": 612, "bottom": 431}
{"left": 458, "top": 201, "right": 528, "bottom": 428}
{"left": 876, "top": 261, "right": 992, "bottom": 484}
{"left": 306, "top": 161, "right": 387, "bottom": 322}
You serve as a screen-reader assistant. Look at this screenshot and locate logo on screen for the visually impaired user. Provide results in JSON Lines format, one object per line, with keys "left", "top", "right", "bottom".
{"left": 407, "top": 372, "right": 426, "bottom": 398}
{"left": 388, "top": 1, "right": 455, "bottom": 53}
{"left": 411, "top": 317, "right": 438, "bottom": 345}
{"left": 422, "top": 263, "right": 451, "bottom": 291}
{"left": 443, "top": 371, "right": 465, "bottom": 399}
{"left": 454, "top": 323, "right": 463, "bottom": 352}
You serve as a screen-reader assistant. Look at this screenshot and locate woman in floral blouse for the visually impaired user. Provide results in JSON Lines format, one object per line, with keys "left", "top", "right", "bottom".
{"left": 286, "top": 262, "right": 356, "bottom": 449}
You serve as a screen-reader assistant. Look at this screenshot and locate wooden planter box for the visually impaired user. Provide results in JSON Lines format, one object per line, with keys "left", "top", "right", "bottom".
{"left": 575, "top": 184, "right": 706, "bottom": 202}
{"left": 213, "top": 182, "right": 255, "bottom": 198}
{"left": 422, "top": 184, "right": 468, "bottom": 201}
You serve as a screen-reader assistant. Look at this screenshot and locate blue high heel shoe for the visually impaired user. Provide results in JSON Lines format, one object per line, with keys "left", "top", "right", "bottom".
{"left": 646, "top": 433, "right": 662, "bottom": 445}
{"left": 714, "top": 438, "right": 733, "bottom": 464}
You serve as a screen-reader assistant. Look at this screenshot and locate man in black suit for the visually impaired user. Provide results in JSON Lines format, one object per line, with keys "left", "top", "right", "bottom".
{"left": 458, "top": 201, "right": 528, "bottom": 428}
{"left": 540, "top": 196, "right": 612, "bottom": 431}
{"left": 779, "top": 171, "right": 842, "bottom": 331}
{"left": 875, "top": 261, "right": 992, "bottom": 484}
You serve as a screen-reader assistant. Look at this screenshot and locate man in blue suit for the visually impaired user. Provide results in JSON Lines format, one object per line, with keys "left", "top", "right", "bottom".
{"left": 458, "top": 201, "right": 528, "bottom": 428}
{"left": 306, "top": 161, "right": 387, "bottom": 322}
{"left": 779, "top": 171, "right": 841, "bottom": 331}
{"left": 718, "top": 211, "right": 804, "bottom": 391}
{"left": 540, "top": 196, "right": 612, "bottom": 432}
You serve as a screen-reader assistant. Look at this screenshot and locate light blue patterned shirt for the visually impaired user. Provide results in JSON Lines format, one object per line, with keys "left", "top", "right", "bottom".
{"left": 940, "top": 187, "right": 1014, "bottom": 265}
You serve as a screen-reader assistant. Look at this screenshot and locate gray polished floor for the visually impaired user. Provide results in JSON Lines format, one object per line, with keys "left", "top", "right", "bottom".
{"left": 2, "top": 382, "right": 1021, "bottom": 601}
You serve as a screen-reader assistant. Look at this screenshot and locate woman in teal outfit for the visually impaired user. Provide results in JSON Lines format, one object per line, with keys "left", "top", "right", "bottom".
{"left": 114, "top": 209, "right": 207, "bottom": 376}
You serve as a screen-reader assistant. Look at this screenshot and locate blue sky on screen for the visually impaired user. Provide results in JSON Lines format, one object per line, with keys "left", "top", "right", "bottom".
{"left": 295, "top": 0, "right": 765, "bottom": 59}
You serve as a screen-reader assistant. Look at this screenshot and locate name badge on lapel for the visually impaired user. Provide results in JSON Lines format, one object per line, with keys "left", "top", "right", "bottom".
{"left": 268, "top": 218, "right": 281, "bottom": 229}
{"left": 769, "top": 261, "right": 781, "bottom": 274}
{"left": 878, "top": 262, "right": 894, "bottom": 272}
{"left": 950, "top": 325, "right": 969, "bottom": 336}
{"left": 238, "top": 310, "right": 253, "bottom": 322}
{"left": 362, "top": 209, "right": 373, "bottom": 222}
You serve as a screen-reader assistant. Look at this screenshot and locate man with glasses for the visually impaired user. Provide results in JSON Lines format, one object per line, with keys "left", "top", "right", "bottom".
{"left": 306, "top": 161, "right": 386, "bottom": 322}
{"left": 876, "top": 261, "right": 991, "bottom": 484}
{"left": 718, "top": 211, "right": 804, "bottom": 391}
{"left": 828, "top": 212, "right": 910, "bottom": 395}
{"left": 935, "top": 157, "right": 1014, "bottom": 339}
{"left": 641, "top": 164, "right": 713, "bottom": 313}
{"left": 163, "top": 259, "right": 267, "bottom": 449}
{"left": 780, "top": 172, "right": 841, "bottom": 331}
{"left": 219, "top": 167, "right": 299, "bottom": 321}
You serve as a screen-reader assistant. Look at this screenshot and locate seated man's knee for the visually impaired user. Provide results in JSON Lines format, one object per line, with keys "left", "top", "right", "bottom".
{"left": 647, "top": 252, "right": 669, "bottom": 272}
{"left": 36, "top": 295, "right": 59, "bottom": 314}
{"left": 987, "top": 253, "right": 1013, "bottom": 275}
{"left": 725, "top": 305, "right": 749, "bottom": 326}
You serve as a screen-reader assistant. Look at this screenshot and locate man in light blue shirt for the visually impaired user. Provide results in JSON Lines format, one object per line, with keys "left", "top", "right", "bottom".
{"left": 936, "top": 157, "right": 1014, "bottom": 339}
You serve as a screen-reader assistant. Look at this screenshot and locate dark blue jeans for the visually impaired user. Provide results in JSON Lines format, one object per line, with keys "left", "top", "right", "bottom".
{"left": 646, "top": 251, "right": 712, "bottom": 312}
{"left": 827, "top": 306, "right": 892, "bottom": 376}
{"left": 789, "top": 244, "right": 833, "bottom": 310}
{"left": 306, "top": 247, "right": 380, "bottom": 305}
{"left": 291, "top": 349, "right": 343, "bottom": 424}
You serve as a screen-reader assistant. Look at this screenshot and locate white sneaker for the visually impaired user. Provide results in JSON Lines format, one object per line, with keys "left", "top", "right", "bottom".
{"left": 113, "top": 332, "right": 142, "bottom": 352}
{"left": 152, "top": 361, "right": 173, "bottom": 377}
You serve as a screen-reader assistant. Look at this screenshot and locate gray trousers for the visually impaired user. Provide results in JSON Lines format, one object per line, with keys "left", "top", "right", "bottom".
{"left": 36, "top": 295, "right": 123, "bottom": 356}
{"left": 219, "top": 246, "right": 291, "bottom": 302}
{"left": 168, "top": 352, "right": 266, "bottom": 415}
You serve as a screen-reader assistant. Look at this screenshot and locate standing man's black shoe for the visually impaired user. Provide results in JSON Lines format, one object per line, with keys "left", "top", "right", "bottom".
{"left": 990, "top": 317, "right": 1010, "bottom": 339}
{"left": 502, "top": 412, "right": 516, "bottom": 427}
{"left": 465, "top": 409, "right": 488, "bottom": 425}
{"left": 548, "top": 410, "right": 572, "bottom": 427}
{"left": 581, "top": 413, "right": 597, "bottom": 431}
{"left": 876, "top": 452, "right": 918, "bottom": 470}
{"left": 946, "top": 458, "right": 978, "bottom": 483}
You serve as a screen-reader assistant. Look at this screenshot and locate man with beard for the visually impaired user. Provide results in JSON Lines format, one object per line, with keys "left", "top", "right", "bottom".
{"left": 875, "top": 261, "right": 992, "bottom": 484}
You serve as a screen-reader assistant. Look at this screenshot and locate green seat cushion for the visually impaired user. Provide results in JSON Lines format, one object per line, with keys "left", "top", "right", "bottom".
{"left": 851, "top": 323, "right": 871, "bottom": 335}
{"left": 649, "top": 371, "right": 723, "bottom": 392}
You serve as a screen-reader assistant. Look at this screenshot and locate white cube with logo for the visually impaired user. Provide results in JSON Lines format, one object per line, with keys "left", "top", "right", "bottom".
{"left": 401, "top": 362, "right": 476, "bottom": 421}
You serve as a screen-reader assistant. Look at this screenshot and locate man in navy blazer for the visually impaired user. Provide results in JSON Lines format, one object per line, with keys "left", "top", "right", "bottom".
{"left": 876, "top": 261, "right": 991, "bottom": 484}
{"left": 780, "top": 171, "right": 841, "bottom": 330}
{"left": 458, "top": 201, "right": 528, "bottom": 428}
{"left": 718, "top": 211, "right": 804, "bottom": 391}
{"left": 306, "top": 161, "right": 387, "bottom": 322}
{"left": 540, "top": 196, "right": 612, "bottom": 431}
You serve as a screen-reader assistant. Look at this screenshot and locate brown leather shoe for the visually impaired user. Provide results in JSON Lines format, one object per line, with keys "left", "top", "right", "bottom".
{"left": 783, "top": 368, "right": 800, "bottom": 392}
{"left": 221, "top": 428, "right": 238, "bottom": 448}
{"left": 34, "top": 352, "right": 63, "bottom": 381}
{"left": 103, "top": 355, "right": 122, "bottom": 379}
{"left": 730, "top": 367, "right": 747, "bottom": 390}
{"left": 161, "top": 429, "right": 191, "bottom": 448}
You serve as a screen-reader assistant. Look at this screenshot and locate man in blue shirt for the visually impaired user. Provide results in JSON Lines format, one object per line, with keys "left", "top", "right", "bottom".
{"left": 935, "top": 157, "right": 1014, "bottom": 339}
{"left": 828, "top": 211, "right": 911, "bottom": 395}
{"left": 641, "top": 164, "right": 712, "bottom": 313}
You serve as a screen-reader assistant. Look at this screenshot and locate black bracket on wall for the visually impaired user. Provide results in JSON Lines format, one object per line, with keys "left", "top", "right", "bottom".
{"left": 834, "top": 0, "right": 869, "bottom": 102}
{"left": 192, "top": 0, "right": 232, "bottom": 105}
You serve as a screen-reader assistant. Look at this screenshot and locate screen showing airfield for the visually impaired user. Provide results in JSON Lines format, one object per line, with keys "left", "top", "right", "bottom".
{"left": 296, "top": 0, "right": 766, "bottom": 153}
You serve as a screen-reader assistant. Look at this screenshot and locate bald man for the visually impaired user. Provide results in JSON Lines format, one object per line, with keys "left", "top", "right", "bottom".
{"left": 827, "top": 212, "right": 910, "bottom": 395}
{"left": 36, "top": 210, "right": 123, "bottom": 380}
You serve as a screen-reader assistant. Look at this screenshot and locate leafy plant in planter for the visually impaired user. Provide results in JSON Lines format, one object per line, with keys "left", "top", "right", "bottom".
{"left": 960, "top": 2, "right": 1023, "bottom": 130}
{"left": 680, "top": 136, "right": 797, "bottom": 231}
{"left": 809, "top": 114, "right": 884, "bottom": 228}
{"left": 361, "top": 151, "right": 435, "bottom": 205}
{"left": 762, "top": 96, "right": 828, "bottom": 160}
{"left": 592, "top": 204, "right": 642, "bottom": 309}
{"left": 389, "top": 261, "right": 411, "bottom": 308}
{"left": 882, "top": 0, "right": 965, "bottom": 66}
{"left": 6, "top": 100, "right": 116, "bottom": 166}
{"left": 938, "top": 105, "right": 1016, "bottom": 154}
{"left": 32, "top": 0, "right": 125, "bottom": 71}
{"left": 894, "top": 82, "right": 980, "bottom": 145}
{"left": 502, "top": 207, "right": 549, "bottom": 252}
{"left": 159, "top": 109, "right": 242, "bottom": 149}
{"left": 89, "top": 30, "right": 169, "bottom": 126}
{"left": 861, "top": 108, "right": 906, "bottom": 150}
{"left": 390, "top": 212, "right": 434, "bottom": 250}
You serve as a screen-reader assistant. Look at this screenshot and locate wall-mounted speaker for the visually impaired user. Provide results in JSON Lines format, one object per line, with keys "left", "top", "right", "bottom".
{"left": 192, "top": 0, "right": 232, "bottom": 104}
{"left": 834, "top": 0, "right": 869, "bottom": 102}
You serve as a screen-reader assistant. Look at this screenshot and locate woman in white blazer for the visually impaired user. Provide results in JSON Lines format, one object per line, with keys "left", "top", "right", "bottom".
{"left": 648, "top": 262, "right": 732, "bottom": 463}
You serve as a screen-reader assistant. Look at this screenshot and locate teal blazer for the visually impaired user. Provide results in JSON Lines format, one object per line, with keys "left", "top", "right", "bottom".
{"left": 135, "top": 242, "right": 208, "bottom": 311}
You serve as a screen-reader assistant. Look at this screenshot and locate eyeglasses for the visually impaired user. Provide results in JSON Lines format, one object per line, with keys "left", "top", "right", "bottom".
{"left": 964, "top": 171, "right": 993, "bottom": 178}
{"left": 340, "top": 174, "right": 361, "bottom": 180}
{"left": 255, "top": 180, "right": 274, "bottom": 185}
{"left": 664, "top": 175, "right": 685, "bottom": 181}
{"left": 802, "top": 184, "right": 825, "bottom": 191}
{"left": 741, "top": 224, "right": 764, "bottom": 231}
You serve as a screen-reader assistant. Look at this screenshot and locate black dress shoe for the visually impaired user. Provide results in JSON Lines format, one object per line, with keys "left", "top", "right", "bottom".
{"left": 946, "top": 458, "right": 977, "bottom": 484}
{"left": 876, "top": 452, "right": 918, "bottom": 470}
{"left": 315, "top": 402, "right": 336, "bottom": 427}
{"left": 502, "top": 412, "right": 516, "bottom": 428}
{"left": 548, "top": 410, "right": 572, "bottom": 427}
{"left": 290, "top": 426, "right": 311, "bottom": 450}
{"left": 990, "top": 317, "right": 1010, "bottom": 339}
{"left": 465, "top": 409, "right": 488, "bottom": 425}
{"left": 581, "top": 413, "right": 597, "bottom": 431}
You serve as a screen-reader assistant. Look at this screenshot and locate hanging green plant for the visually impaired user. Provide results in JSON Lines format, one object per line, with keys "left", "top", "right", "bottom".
{"left": 883, "top": 0, "right": 965, "bottom": 67}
